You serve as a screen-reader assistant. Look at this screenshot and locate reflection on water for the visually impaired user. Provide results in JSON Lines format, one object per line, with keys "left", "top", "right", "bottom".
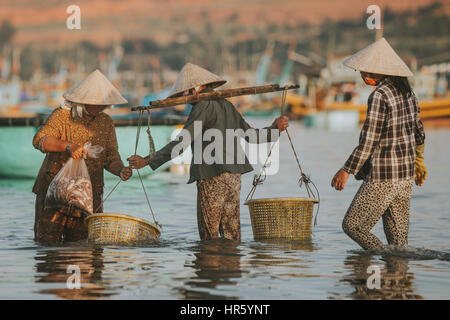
{"left": 34, "top": 245, "right": 112, "bottom": 299}
{"left": 336, "top": 252, "right": 423, "bottom": 300}
{"left": 1, "top": 123, "right": 449, "bottom": 299}
{"left": 31, "top": 240, "right": 437, "bottom": 300}
{"left": 181, "top": 239, "right": 244, "bottom": 299}
{"left": 247, "top": 239, "right": 316, "bottom": 268}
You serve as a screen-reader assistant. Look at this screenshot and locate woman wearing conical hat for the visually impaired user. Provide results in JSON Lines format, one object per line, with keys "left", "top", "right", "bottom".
{"left": 331, "top": 38, "right": 427, "bottom": 250}
{"left": 32, "top": 69, "right": 132, "bottom": 243}
{"left": 128, "top": 62, "right": 289, "bottom": 241}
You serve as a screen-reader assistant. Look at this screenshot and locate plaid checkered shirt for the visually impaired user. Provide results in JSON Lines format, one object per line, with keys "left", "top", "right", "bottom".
{"left": 343, "top": 78, "right": 425, "bottom": 181}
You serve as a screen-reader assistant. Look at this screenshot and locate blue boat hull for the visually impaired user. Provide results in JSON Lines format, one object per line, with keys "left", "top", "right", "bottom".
{"left": 0, "top": 125, "right": 175, "bottom": 179}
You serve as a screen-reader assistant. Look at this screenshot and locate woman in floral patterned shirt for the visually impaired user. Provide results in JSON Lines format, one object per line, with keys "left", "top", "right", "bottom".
{"left": 32, "top": 70, "right": 132, "bottom": 243}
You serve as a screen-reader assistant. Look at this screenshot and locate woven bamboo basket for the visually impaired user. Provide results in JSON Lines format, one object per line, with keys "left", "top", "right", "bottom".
{"left": 245, "top": 197, "right": 318, "bottom": 240}
{"left": 85, "top": 213, "right": 161, "bottom": 245}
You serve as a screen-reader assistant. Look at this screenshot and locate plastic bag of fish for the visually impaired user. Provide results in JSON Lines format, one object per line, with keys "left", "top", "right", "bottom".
{"left": 45, "top": 142, "right": 103, "bottom": 215}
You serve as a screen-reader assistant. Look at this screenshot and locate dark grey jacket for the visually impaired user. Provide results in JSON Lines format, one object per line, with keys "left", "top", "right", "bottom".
{"left": 149, "top": 98, "right": 279, "bottom": 183}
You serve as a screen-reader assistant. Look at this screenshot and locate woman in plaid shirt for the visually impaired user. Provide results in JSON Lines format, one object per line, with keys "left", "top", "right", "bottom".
{"left": 331, "top": 38, "right": 427, "bottom": 250}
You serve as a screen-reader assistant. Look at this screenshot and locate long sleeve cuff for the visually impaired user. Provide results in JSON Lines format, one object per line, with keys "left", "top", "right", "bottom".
{"left": 342, "top": 165, "right": 352, "bottom": 174}
{"left": 148, "top": 157, "right": 158, "bottom": 170}
{"left": 147, "top": 140, "right": 181, "bottom": 170}
{"left": 342, "top": 163, "right": 357, "bottom": 175}
{"left": 342, "top": 154, "right": 363, "bottom": 176}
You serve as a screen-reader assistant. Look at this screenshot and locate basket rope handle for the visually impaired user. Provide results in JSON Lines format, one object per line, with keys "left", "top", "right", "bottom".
{"left": 95, "top": 179, "right": 121, "bottom": 214}
{"left": 134, "top": 110, "right": 161, "bottom": 228}
{"left": 245, "top": 87, "right": 320, "bottom": 226}
{"left": 95, "top": 111, "right": 162, "bottom": 229}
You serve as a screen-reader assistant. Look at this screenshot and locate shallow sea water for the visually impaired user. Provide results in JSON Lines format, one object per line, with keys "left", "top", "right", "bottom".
{"left": 0, "top": 117, "right": 449, "bottom": 299}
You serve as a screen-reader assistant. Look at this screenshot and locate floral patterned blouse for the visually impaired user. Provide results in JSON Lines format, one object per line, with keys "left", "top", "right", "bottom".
{"left": 32, "top": 108, "right": 121, "bottom": 206}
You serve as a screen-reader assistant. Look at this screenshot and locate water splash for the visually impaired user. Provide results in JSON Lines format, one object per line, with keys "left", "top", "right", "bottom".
{"left": 352, "top": 245, "right": 450, "bottom": 261}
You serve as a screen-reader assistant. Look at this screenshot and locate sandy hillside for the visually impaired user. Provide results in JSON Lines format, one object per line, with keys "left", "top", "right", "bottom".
{"left": 0, "top": 0, "right": 447, "bottom": 46}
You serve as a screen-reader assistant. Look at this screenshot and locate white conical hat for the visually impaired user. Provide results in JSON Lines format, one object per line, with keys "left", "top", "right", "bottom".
{"left": 343, "top": 37, "right": 413, "bottom": 77}
{"left": 63, "top": 69, "right": 128, "bottom": 105}
{"left": 167, "top": 63, "right": 226, "bottom": 98}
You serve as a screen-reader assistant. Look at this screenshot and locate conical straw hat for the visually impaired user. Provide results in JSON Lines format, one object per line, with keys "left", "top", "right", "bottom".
{"left": 167, "top": 63, "right": 226, "bottom": 98}
{"left": 343, "top": 37, "right": 413, "bottom": 77}
{"left": 63, "top": 69, "right": 128, "bottom": 105}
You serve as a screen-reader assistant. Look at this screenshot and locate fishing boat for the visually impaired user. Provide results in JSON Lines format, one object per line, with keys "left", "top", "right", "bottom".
{"left": 321, "top": 97, "right": 450, "bottom": 127}
{"left": 242, "top": 98, "right": 279, "bottom": 117}
{"left": 308, "top": 58, "right": 450, "bottom": 130}
{"left": 0, "top": 113, "right": 185, "bottom": 179}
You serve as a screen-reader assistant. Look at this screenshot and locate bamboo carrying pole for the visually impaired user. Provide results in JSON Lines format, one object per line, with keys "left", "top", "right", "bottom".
{"left": 131, "top": 84, "right": 299, "bottom": 111}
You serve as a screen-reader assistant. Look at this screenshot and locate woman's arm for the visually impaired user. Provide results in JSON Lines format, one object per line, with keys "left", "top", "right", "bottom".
{"left": 40, "top": 135, "right": 70, "bottom": 152}
{"left": 107, "top": 159, "right": 124, "bottom": 176}
{"left": 40, "top": 135, "right": 87, "bottom": 159}
{"left": 414, "top": 95, "right": 425, "bottom": 145}
{"left": 127, "top": 154, "right": 151, "bottom": 169}
{"left": 104, "top": 119, "right": 132, "bottom": 181}
{"left": 128, "top": 101, "right": 213, "bottom": 170}
{"left": 107, "top": 159, "right": 132, "bottom": 181}
{"left": 332, "top": 91, "right": 387, "bottom": 191}
{"left": 342, "top": 91, "right": 386, "bottom": 175}
{"left": 32, "top": 108, "right": 87, "bottom": 159}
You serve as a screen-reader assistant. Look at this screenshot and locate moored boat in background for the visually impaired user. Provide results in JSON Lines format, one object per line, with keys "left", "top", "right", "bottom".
{"left": 0, "top": 113, "right": 185, "bottom": 179}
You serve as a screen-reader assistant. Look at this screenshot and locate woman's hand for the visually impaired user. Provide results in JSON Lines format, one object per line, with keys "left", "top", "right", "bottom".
{"left": 69, "top": 143, "right": 88, "bottom": 159}
{"left": 127, "top": 155, "right": 149, "bottom": 170}
{"left": 119, "top": 167, "right": 132, "bottom": 181}
{"left": 273, "top": 116, "right": 289, "bottom": 132}
{"left": 331, "top": 168, "right": 350, "bottom": 191}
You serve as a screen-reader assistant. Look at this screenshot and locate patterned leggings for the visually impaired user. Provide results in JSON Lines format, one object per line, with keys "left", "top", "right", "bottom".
{"left": 342, "top": 179, "right": 413, "bottom": 250}
{"left": 196, "top": 172, "right": 242, "bottom": 241}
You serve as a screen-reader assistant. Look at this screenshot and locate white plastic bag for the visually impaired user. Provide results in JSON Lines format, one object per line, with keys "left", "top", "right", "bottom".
{"left": 45, "top": 142, "right": 103, "bottom": 215}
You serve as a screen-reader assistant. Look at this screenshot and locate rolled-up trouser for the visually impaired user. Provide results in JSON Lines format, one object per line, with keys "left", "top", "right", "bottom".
{"left": 196, "top": 172, "right": 242, "bottom": 241}
{"left": 342, "top": 179, "right": 413, "bottom": 250}
{"left": 34, "top": 193, "right": 90, "bottom": 243}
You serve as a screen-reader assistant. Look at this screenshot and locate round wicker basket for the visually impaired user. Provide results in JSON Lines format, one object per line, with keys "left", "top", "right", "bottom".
{"left": 85, "top": 213, "right": 161, "bottom": 245}
{"left": 245, "top": 197, "right": 318, "bottom": 240}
